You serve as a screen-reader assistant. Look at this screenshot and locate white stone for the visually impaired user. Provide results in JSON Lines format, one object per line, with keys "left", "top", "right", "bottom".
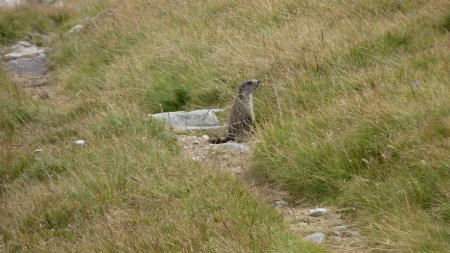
{"left": 4, "top": 43, "right": 45, "bottom": 60}
{"left": 74, "top": 140, "right": 86, "bottom": 145}
{"left": 149, "top": 109, "right": 225, "bottom": 132}
{"left": 191, "top": 156, "right": 202, "bottom": 161}
{"left": 309, "top": 208, "right": 329, "bottom": 217}
{"left": 303, "top": 232, "right": 326, "bottom": 244}
{"left": 273, "top": 200, "right": 288, "bottom": 207}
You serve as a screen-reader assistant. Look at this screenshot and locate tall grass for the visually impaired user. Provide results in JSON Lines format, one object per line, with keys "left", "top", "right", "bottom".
{"left": 1, "top": 0, "right": 449, "bottom": 251}
{"left": 1, "top": 109, "right": 322, "bottom": 252}
{"left": 0, "top": 79, "right": 322, "bottom": 252}
{"left": 0, "top": 2, "right": 75, "bottom": 45}
{"left": 248, "top": 1, "right": 450, "bottom": 252}
{"left": 0, "top": 1, "right": 325, "bottom": 252}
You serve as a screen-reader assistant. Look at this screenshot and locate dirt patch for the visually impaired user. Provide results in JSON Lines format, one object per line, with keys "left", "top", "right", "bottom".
{"left": 6, "top": 72, "right": 52, "bottom": 99}
{"left": 177, "top": 134, "right": 369, "bottom": 252}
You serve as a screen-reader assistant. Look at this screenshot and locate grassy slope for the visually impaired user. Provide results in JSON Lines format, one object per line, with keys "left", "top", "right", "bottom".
{"left": 1, "top": 0, "right": 449, "bottom": 252}
{"left": 248, "top": 1, "right": 450, "bottom": 252}
{"left": 0, "top": 1, "right": 322, "bottom": 252}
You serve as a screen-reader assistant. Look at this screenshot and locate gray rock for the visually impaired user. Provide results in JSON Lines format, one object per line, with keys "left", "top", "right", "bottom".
{"left": 0, "top": 0, "right": 23, "bottom": 6}
{"left": 149, "top": 109, "right": 225, "bottom": 132}
{"left": 5, "top": 53, "right": 47, "bottom": 76}
{"left": 309, "top": 208, "right": 329, "bottom": 217}
{"left": 303, "top": 232, "right": 326, "bottom": 244}
{"left": 273, "top": 200, "right": 288, "bottom": 207}
{"left": 4, "top": 42, "right": 45, "bottom": 60}
{"left": 211, "top": 142, "right": 250, "bottom": 152}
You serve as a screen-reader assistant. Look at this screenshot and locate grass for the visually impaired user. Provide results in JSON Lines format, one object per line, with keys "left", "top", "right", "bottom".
{"left": 0, "top": 3, "right": 75, "bottom": 45}
{"left": 1, "top": 0, "right": 449, "bottom": 252}
{"left": 249, "top": 1, "right": 450, "bottom": 252}
{"left": 0, "top": 81, "right": 321, "bottom": 252}
{"left": 0, "top": 2, "right": 324, "bottom": 252}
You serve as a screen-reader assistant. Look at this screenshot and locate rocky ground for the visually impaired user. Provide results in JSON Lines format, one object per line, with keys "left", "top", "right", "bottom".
{"left": 2, "top": 40, "right": 52, "bottom": 100}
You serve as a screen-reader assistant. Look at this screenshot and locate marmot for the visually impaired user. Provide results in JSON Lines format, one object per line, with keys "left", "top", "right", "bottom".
{"left": 209, "top": 79, "right": 261, "bottom": 144}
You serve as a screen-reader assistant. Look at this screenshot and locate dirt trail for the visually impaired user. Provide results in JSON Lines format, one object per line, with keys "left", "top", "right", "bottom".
{"left": 177, "top": 134, "right": 368, "bottom": 252}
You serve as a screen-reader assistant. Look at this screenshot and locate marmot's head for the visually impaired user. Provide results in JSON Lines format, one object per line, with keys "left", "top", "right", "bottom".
{"left": 238, "top": 79, "right": 261, "bottom": 96}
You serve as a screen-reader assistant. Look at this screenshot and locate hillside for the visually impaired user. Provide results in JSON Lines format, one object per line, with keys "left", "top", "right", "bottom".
{"left": 1, "top": 0, "right": 449, "bottom": 252}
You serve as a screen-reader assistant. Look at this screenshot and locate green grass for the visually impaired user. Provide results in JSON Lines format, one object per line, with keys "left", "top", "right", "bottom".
{"left": 0, "top": 68, "right": 36, "bottom": 137}
{"left": 0, "top": 4, "right": 74, "bottom": 45}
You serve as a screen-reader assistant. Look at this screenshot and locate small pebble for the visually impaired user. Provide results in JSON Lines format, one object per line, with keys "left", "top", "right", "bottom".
{"left": 34, "top": 149, "right": 43, "bottom": 153}
{"left": 192, "top": 156, "right": 201, "bottom": 161}
{"left": 273, "top": 200, "right": 288, "bottom": 207}
{"left": 309, "top": 208, "right": 329, "bottom": 217}
{"left": 74, "top": 140, "right": 86, "bottom": 145}
{"left": 303, "top": 232, "right": 326, "bottom": 244}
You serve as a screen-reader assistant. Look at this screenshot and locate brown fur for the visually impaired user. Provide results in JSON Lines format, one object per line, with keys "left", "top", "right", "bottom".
{"left": 209, "top": 80, "right": 260, "bottom": 144}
